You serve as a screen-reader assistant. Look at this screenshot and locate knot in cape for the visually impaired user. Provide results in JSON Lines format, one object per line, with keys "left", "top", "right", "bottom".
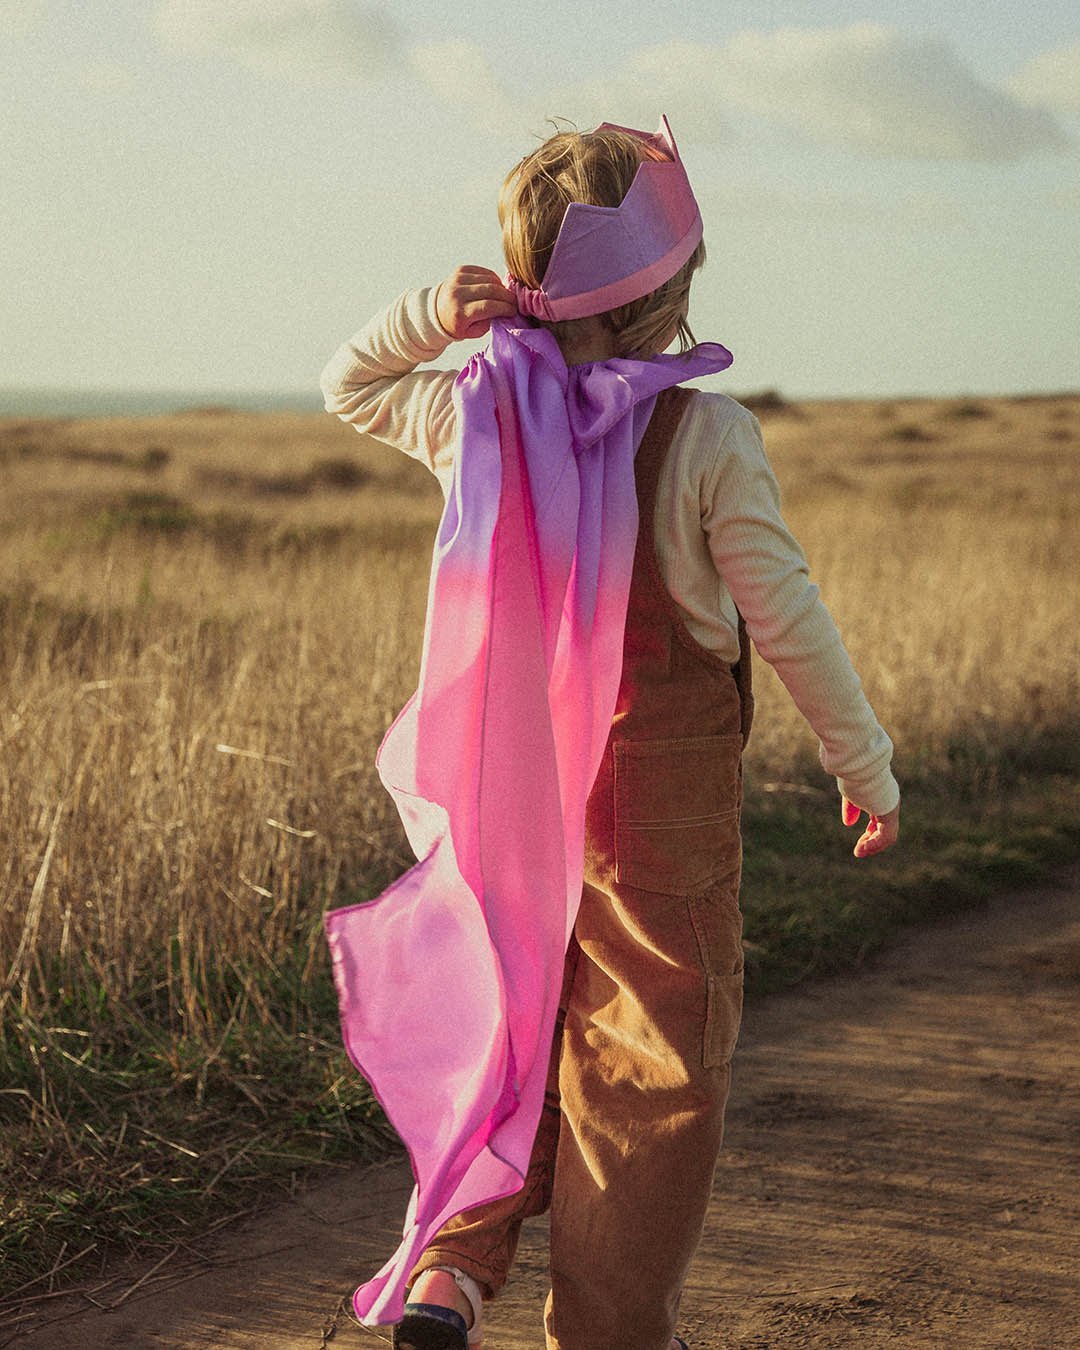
{"left": 487, "top": 318, "right": 733, "bottom": 451}
{"left": 324, "top": 313, "right": 732, "bottom": 1326}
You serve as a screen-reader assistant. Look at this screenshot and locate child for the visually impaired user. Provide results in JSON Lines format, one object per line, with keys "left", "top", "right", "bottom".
{"left": 320, "top": 115, "right": 900, "bottom": 1350}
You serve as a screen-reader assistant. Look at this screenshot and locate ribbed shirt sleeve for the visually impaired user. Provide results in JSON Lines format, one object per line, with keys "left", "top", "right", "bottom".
{"left": 700, "top": 405, "right": 900, "bottom": 816}
{"left": 318, "top": 286, "right": 459, "bottom": 495}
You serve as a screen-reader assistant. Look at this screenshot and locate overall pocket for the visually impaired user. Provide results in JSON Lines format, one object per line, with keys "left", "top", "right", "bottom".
{"left": 689, "top": 880, "right": 746, "bottom": 1068}
{"left": 703, "top": 968, "right": 745, "bottom": 1068}
{"left": 613, "top": 733, "right": 743, "bottom": 896}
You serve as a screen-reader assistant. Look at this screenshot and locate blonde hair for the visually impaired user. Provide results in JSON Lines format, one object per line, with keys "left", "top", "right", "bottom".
{"left": 498, "top": 118, "right": 706, "bottom": 360}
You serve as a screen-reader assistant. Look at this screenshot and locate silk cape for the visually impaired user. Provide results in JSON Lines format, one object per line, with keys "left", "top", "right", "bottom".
{"left": 324, "top": 313, "right": 733, "bottom": 1324}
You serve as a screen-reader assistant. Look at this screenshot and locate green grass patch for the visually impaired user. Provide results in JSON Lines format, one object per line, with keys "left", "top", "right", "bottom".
{"left": 739, "top": 769, "right": 1079, "bottom": 996}
{"left": 92, "top": 491, "right": 199, "bottom": 537}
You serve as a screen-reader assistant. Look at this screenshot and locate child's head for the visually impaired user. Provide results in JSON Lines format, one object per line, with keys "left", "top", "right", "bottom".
{"left": 499, "top": 120, "right": 706, "bottom": 360}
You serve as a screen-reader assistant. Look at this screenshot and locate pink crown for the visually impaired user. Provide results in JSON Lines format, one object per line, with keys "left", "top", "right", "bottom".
{"left": 504, "top": 113, "right": 703, "bottom": 323}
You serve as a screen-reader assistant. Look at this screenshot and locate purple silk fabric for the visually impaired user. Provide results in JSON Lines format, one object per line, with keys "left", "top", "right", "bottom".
{"left": 324, "top": 314, "right": 733, "bottom": 1325}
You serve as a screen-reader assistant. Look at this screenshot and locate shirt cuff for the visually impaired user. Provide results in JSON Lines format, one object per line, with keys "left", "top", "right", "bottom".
{"left": 425, "top": 284, "right": 456, "bottom": 344}
{"left": 835, "top": 766, "right": 900, "bottom": 817}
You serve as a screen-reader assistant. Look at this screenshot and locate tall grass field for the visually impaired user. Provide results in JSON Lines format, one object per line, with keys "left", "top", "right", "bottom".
{"left": 2, "top": 392, "right": 1077, "bottom": 1305}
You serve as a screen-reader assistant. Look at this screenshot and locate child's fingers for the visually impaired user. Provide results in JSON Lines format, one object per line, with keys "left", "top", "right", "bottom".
{"left": 438, "top": 282, "right": 517, "bottom": 340}
{"left": 460, "top": 282, "right": 517, "bottom": 309}
{"left": 450, "top": 269, "right": 515, "bottom": 302}
{"left": 854, "top": 819, "right": 883, "bottom": 857}
{"left": 456, "top": 299, "right": 518, "bottom": 339}
{"left": 843, "top": 795, "right": 900, "bottom": 858}
{"left": 454, "top": 264, "right": 503, "bottom": 282}
{"left": 443, "top": 264, "right": 501, "bottom": 292}
{"left": 461, "top": 293, "right": 517, "bottom": 316}
{"left": 853, "top": 805, "right": 900, "bottom": 858}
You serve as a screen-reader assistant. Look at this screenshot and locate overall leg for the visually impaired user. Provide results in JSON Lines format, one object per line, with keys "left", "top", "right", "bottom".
{"left": 544, "top": 869, "right": 745, "bottom": 1350}
{"left": 535, "top": 382, "right": 751, "bottom": 1347}
{"left": 408, "top": 934, "right": 580, "bottom": 1301}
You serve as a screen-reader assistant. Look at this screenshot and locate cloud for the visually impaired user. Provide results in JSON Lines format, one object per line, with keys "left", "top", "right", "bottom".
{"left": 151, "top": 0, "right": 400, "bottom": 83}
{"left": 150, "top": 6, "right": 517, "bottom": 128}
{"left": 149, "top": 5, "right": 518, "bottom": 131}
{"left": 544, "top": 26, "right": 1071, "bottom": 162}
{"left": 1005, "top": 41, "right": 1080, "bottom": 116}
{"left": 532, "top": 59, "right": 735, "bottom": 147}
{"left": 408, "top": 40, "right": 517, "bottom": 130}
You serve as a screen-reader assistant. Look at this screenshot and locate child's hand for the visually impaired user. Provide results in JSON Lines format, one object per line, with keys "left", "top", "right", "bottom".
{"left": 842, "top": 795, "right": 900, "bottom": 859}
{"left": 435, "top": 265, "right": 518, "bottom": 341}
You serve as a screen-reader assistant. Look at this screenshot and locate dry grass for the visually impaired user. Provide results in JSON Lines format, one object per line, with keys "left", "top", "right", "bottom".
{"left": 1, "top": 410, "right": 441, "bottom": 1026}
{"left": 1, "top": 391, "right": 1078, "bottom": 1293}
{"left": 737, "top": 394, "right": 1079, "bottom": 787}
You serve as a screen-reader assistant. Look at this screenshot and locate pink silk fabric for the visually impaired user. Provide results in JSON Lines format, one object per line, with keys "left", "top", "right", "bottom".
{"left": 324, "top": 314, "right": 733, "bottom": 1325}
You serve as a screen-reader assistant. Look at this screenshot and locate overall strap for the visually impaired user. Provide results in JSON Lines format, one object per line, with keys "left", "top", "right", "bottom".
{"left": 634, "top": 386, "right": 755, "bottom": 749}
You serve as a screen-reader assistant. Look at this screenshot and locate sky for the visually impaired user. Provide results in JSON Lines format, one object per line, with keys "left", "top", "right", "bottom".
{"left": 2, "top": 0, "right": 1078, "bottom": 401}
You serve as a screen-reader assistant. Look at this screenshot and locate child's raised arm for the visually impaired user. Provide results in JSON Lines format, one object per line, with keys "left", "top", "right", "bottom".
{"left": 319, "top": 284, "right": 462, "bottom": 491}
{"left": 319, "top": 266, "right": 517, "bottom": 495}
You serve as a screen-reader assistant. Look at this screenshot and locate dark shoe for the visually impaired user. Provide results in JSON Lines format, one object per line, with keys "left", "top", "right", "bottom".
{"left": 392, "top": 1302, "right": 469, "bottom": 1349}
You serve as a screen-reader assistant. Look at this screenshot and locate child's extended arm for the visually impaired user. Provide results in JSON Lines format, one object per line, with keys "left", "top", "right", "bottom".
{"left": 700, "top": 404, "right": 901, "bottom": 857}
{"left": 319, "top": 267, "right": 515, "bottom": 493}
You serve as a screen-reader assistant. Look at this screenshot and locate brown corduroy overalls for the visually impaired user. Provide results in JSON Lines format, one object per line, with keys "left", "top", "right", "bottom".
{"left": 411, "top": 385, "right": 755, "bottom": 1350}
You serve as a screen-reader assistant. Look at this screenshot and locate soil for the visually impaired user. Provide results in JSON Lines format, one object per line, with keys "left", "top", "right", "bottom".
{"left": 8, "top": 861, "right": 1080, "bottom": 1349}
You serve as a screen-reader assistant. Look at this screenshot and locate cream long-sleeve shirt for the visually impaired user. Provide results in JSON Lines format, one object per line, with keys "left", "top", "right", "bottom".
{"left": 320, "top": 287, "right": 900, "bottom": 817}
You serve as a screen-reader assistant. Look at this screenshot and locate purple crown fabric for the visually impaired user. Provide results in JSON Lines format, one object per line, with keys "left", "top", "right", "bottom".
{"left": 504, "top": 113, "right": 702, "bottom": 322}
{"left": 323, "top": 314, "right": 733, "bottom": 1326}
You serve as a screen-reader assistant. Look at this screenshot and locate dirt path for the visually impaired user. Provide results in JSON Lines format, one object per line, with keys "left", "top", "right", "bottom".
{"left": 11, "top": 862, "right": 1080, "bottom": 1349}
